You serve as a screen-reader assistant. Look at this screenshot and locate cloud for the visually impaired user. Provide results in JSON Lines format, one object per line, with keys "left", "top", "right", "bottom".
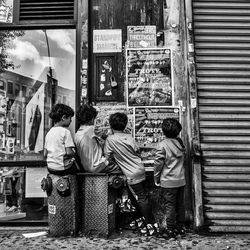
{"left": 46, "top": 30, "right": 75, "bottom": 55}
{"left": 7, "top": 40, "right": 40, "bottom": 61}
{"left": 6, "top": 39, "right": 51, "bottom": 68}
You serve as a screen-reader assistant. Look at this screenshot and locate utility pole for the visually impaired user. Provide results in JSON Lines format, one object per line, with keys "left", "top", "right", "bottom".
{"left": 44, "top": 29, "right": 57, "bottom": 106}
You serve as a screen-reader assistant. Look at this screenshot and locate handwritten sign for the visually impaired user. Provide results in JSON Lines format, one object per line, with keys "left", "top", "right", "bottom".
{"left": 126, "top": 48, "right": 173, "bottom": 106}
{"left": 134, "top": 107, "right": 180, "bottom": 163}
{"left": 95, "top": 105, "right": 134, "bottom": 136}
{"left": 93, "top": 29, "right": 122, "bottom": 53}
{"left": 127, "top": 26, "right": 156, "bottom": 48}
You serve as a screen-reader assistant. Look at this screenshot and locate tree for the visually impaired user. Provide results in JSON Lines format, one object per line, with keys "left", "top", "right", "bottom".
{"left": 0, "top": 30, "right": 24, "bottom": 73}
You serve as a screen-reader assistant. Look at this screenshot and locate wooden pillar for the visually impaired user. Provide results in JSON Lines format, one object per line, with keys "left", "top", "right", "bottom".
{"left": 78, "top": 0, "right": 89, "bottom": 106}
{"left": 184, "top": 0, "right": 204, "bottom": 230}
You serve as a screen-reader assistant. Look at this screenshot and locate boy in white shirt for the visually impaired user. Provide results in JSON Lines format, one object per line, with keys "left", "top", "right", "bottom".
{"left": 44, "top": 103, "right": 77, "bottom": 175}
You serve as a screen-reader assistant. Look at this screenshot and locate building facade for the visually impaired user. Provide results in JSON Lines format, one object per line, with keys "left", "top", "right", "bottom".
{"left": 0, "top": 0, "right": 248, "bottom": 233}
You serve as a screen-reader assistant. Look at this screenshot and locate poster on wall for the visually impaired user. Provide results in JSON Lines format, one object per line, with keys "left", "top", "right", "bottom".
{"left": 126, "top": 48, "right": 173, "bottom": 106}
{"left": 95, "top": 105, "right": 134, "bottom": 136}
{"left": 127, "top": 26, "right": 156, "bottom": 48}
{"left": 25, "top": 167, "right": 48, "bottom": 198}
{"left": 93, "top": 29, "right": 122, "bottom": 53}
{"left": 134, "top": 106, "right": 180, "bottom": 164}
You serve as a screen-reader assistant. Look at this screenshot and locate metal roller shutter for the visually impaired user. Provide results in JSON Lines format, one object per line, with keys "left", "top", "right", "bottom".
{"left": 193, "top": 0, "right": 250, "bottom": 232}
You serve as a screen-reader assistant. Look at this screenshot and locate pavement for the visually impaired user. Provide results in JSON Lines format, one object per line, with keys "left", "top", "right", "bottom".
{"left": 1, "top": 227, "right": 250, "bottom": 250}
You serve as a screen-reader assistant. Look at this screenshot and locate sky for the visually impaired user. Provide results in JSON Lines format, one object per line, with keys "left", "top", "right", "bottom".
{"left": 6, "top": 29, "right": 76, "bottom": 90}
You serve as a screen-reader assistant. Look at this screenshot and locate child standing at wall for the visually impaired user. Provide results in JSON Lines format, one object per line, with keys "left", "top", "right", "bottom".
{"left": 104, "top": 112, "right": 158, "bottom": 236}
{"left": 44, "top": 103, "right": 78, "bottom": 175}
{"left": 154, "top": 118, "right": 186, "bottom": 238}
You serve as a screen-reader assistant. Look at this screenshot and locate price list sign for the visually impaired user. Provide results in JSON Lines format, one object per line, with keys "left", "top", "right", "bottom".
{"left": 126, "top": 48, "right": 173, "bottom": 106}
{"left": 134, "top": 106, "right": 180, "bottom": 163}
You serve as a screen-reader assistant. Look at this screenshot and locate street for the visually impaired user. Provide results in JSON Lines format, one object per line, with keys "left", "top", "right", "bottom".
{"left": 0, "top": 227, "right": 250, "bottom": 250}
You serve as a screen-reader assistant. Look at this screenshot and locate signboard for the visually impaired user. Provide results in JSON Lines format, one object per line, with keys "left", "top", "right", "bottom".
{"left": 95, "top": 105, "right": 134, "bottom": 136}
{"left": 25, "top": 167, "right": 48, "bottom": 198}
{"left": 127, "top": 26, "right": 156, "bottom": 48}
{"left": 134, "top": 106, "right": 180, "bottom": 163}
{"left": 93, "top": 29, "right": 122, "bottom": 53}
{"left": 126, "top": 48, "right": 173, "bottom": 106}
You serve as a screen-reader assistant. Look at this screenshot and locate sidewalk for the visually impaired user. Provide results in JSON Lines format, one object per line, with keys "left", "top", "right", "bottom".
{"left": 0, "top": 227, "right": 250, "bottom": 250}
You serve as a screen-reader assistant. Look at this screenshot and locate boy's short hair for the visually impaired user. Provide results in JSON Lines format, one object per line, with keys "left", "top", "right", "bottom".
{"left": 162, "top": 118, "right": 182, "bottom": 138}
{"left": 76, "top": 104, "right": 98, "bottom": 125}
{"left": 109, "top": 112, "right": 128, "bottom": 131}
{"left": 49, "top": 103, "right": 74, "bottom": 123}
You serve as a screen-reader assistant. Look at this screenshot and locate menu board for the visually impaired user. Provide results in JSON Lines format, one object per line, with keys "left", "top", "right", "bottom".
{"left": 95, "top": 105, "right": 134, "bottom": 136}
{"left": 134, "top": 106, "right": 180, "bottom": 163}
{"left": 126, "top": 48, "right": 173, "bottom": 106}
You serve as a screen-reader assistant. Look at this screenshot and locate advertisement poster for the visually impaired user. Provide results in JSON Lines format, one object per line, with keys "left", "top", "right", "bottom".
{"left": 127, "top": 26, "right": 156, "bottom": 48}
{"left": 93, "top": 29, "right": 122, "bottom": 53}
{"left": 95, "top": 105, "right": 134, "bottom": 136}
{"left": 126, "top": 48, "right": 173, "bottom": 106}
{"left": 134, "top": 106, "right": 180, "bottom": 163}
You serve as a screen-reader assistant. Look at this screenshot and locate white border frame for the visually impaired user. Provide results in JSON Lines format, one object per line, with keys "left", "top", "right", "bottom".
{"left": 125, "top": 47, "right": 174, "bottom": 107}
{"left": 132, "top": 105, "right": 181, "bottom": 140}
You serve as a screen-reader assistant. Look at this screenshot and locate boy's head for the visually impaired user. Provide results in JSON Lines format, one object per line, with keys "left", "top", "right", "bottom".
{"left": 76, "top": 104, "right": 98, "bottom": 125}
{"left": 162, "top": 118, "right": 182, "bottom": 138}
{"left": 49, "top": 103, "right": 74, "bottom": 123}
{"left": 109, "top": 112, "right": 128, "bottom": 131}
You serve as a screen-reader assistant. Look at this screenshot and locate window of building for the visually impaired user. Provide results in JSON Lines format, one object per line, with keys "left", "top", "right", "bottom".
{"left": 0, "top": 28, "right": 76, "bottom": 224}
{"left": 7, "top": 82, "right": 13, "bottom": 95}
{"left": 0, "top": 81, "right": 5, "bottom": 91}
{"left": 21, "top": 86, "right": 27, "bottom": 97}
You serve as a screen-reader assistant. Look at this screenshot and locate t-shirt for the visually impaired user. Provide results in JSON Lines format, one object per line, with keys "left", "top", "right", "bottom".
{"left": 44, "top": 127, "right": 75, "bottom": 171}
{"left": 74, "top": 125, "right": 108, "bottom": 173}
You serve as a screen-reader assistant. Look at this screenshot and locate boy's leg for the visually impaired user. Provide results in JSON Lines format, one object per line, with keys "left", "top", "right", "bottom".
{"left": 160, "top": 187, "right": 178, "bottom": 230}
{"left": 176, "top": 186, "right": 186, "bottom": 233}
{"left": 129, "top": 181, "right": 155, "bottom": 225}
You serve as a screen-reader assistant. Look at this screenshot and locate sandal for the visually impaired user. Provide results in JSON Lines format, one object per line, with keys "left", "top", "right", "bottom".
{"left": 128, "top": 217, "right": 145, "bottom": 230}
{"left": 140, "top": 223, "right": 159, "bottom": 236}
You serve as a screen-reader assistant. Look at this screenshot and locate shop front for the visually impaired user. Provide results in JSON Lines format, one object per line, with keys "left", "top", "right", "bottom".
{"left": 0, "top": 0, "right": 193, "bottom": 227}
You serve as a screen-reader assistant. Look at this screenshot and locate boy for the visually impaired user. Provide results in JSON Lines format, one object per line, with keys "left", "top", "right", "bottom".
{"left": 154, "top": 118, "right": 186, "bottom": 238}
{"left": 44, "top": 103, "right": 77, "bottom": 175}
{"left": 74, "top": 104, "right": 119, "bottom": 173}
{"left": 104, "top": 112, "right": 158, "bottom": 236}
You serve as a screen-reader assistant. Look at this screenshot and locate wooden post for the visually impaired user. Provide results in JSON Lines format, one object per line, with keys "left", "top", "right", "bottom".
{"left": 184, "top": 0, "right": 204, "bottom": 230}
